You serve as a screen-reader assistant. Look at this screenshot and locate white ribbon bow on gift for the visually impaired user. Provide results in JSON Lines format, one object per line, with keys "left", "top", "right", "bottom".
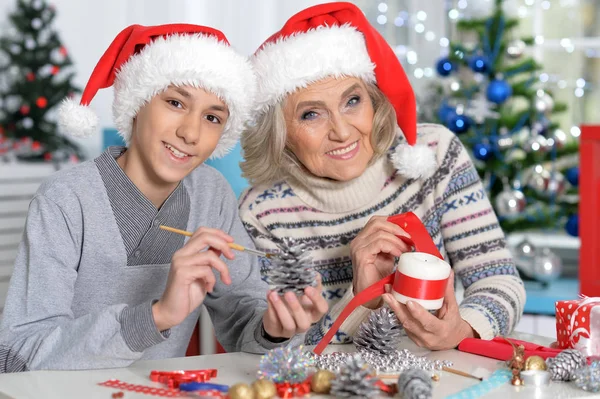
{"left": 568, "top": 295, "right": 600, "bottom": 356}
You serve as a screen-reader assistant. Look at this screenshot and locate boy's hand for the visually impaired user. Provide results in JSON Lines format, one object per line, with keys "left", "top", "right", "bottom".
{"left": 152, "top": 227, "right": 234, "bottom": 331}
{"left": 262, "top": 276, "right": 329, "bottom": 340}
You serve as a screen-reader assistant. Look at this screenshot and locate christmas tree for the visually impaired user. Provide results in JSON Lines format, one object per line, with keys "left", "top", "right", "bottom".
{"left": 424, "top": 0, "right": 579, "bottom": 237}
{"left": 0, "top": 0, "right": 82, "bottom": 162}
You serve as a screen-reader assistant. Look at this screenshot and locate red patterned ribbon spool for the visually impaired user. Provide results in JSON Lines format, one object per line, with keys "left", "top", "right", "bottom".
{"left": 99, "top": 379, "right": 226, "bottom": 398}
{"left": 313, "top": 212, "right": 444, "bottom": 355}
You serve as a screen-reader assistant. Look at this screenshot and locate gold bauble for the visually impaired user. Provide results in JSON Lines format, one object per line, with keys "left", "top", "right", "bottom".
{"left": 252, "top": 379, "right": 277, "bottom": 399}
{"left": 525, "top": 355, "right": 547, "bottom": 371}
{"left": 311, "top": 369, "right": 336, "bottom": 394}
{"left": 228, "top": 383, "right": 255, "bottom": 399}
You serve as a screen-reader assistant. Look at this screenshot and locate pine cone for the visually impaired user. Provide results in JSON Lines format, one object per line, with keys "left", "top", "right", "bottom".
{"left": 330, "top": 355, "right": 380, "bottom": 398}
{"left": 354, "top": 307, "right": 402, "bottom": 355}
{"left": 266, "top": 238, "right": 317, "bottom": 295}
{"left": 398, "top": 369, "right": 433, "bottom": 399}
{"left": 547, "top": 349, "right": 586, "bottom": 381}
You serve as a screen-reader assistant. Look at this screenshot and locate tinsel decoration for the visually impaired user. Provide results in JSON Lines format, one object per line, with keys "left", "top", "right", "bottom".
{"left": 257, "top": 345, "right": 314, "bottom": 383}
{"left": 397, "top": 369, "right": 433, "bottom": 399}
{"left": 329, "top": 355, "right": 380, "bottom": 398}
{"left": 546, "top": 349, "right": 586, "bottom": 381}
{"left": 310, "top": 349, "right": 452, "bottom": 374}
{"left": 572, "top": 360, "right": 600, "bottom": 392}
{"left": 354, "top": 307, "right": 402, "bottom": 356}
{"left": 265, "top": 238, "right": 317, "bottom": 295}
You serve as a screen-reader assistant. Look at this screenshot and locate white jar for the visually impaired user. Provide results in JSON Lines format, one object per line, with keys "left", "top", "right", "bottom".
{"left": 392, "top": 252, "right": 451, "bottom": 310}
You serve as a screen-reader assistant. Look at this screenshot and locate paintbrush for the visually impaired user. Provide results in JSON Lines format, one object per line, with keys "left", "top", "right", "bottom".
{"left": 159, "top": 225, "right": 272, "bottom": 258}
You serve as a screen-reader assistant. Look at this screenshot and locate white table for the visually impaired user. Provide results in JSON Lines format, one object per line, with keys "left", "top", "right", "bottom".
{"left": 0, "top": 332, "right": 596, "bottom": 399}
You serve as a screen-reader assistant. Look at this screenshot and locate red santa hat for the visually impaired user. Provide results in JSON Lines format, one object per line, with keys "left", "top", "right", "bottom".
{"left": 58, "top": 24, "right": 255, "bottom": 159}
{"left": 251, "top": 2, "right": 436, "bottom": 179}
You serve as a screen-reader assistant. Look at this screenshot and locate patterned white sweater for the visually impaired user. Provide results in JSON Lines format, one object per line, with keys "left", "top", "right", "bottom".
{"left": 239, "top": 124, "right": 525, "bottom": 344}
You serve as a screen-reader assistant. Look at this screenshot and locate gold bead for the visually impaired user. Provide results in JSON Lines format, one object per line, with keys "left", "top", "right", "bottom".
{"left": 525, "top": 355, "right": 547, "bottom": 371}
{"left": 431, "top": 374, "right": 440, "bottom": 382}
{"left": 252, "top": 379, "right": 277, "bottom": 399}
{"left": 228, "top": 383, "right": 255, "bottom": 399}
{"left": 311, "top": 369, "right": 336, "bottom": 394}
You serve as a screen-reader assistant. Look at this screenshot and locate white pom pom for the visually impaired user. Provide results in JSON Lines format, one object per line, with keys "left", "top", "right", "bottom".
{"left": 391, "top": 143, "right": 437, "bottom": 180}
{"left": 57, "top": 98, "right": 99, "bottom": 138}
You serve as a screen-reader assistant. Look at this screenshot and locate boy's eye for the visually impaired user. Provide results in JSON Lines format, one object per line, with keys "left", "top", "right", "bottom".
{"left": 301, "top": 111, "right": 318, "bottom": 120}
{"left": 167, "top": 100, "right": 182, "bottom": 108}
{"left": 205, "top": 114, "right": 221, "bottom": 124}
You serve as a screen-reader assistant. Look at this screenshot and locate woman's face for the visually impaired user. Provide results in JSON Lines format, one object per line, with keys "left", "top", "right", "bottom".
{"left": 283, "top": 77, "right": 375, "bottom": 182}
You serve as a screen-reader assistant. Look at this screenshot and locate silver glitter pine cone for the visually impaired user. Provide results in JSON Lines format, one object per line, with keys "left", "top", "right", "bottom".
{"left": 354, "top": 307, "right": 402, "bottom": 356}
{"left": 572, "top": 360, "right": 600, "bottom": 392}
{"left": 330, "top": 355, "right": 380, "bottom": 398}
{"left": 266, "top": 238, "right": 317, "bottom": 295}
{"left": 398, "top": 368, "right": 433, "bottom": 399}
{"left": 547, "top": 349, "right": 586, "bottom": 381}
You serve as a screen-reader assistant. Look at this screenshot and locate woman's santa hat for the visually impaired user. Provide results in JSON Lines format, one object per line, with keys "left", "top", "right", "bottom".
{"left": 251, "top": 2, "right": 436, "bottom": 179}
{"left": 58, "top": 24, "right": 255, "bottom": 159}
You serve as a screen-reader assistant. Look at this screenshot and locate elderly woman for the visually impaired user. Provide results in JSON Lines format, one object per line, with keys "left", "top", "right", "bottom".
{"left": 239, "top": 2, "right": 525, "bottom": 350}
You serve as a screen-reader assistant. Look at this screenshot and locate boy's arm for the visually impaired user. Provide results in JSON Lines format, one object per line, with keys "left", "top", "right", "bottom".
{"left": 0, "top": 196, "right": 168, "bottom": 372}
{"left": 203, "top": 187, "right": 302, "bottom": 354}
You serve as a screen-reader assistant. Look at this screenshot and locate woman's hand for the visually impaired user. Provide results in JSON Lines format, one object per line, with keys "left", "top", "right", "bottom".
{"left": 350, "top": 216, "right": 412, "bottom": 309}
{"left": 383, "top": 271, "right": 477, "bottom": 350}
{"left": 262, "top": 276, "right": 329, "bottom": 340}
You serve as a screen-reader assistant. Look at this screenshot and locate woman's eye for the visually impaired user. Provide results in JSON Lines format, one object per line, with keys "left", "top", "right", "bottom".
{"left": 301, "top": 111, "right": 318, "bottom": 120}
{"left": 347, "top": 96, "right": 360, "bottom": 106}
{"left": 205, "top": 114, "right": 221, "bottom": 124}
{"left": 167, "top": 100, "right": 182, "bottom": 108}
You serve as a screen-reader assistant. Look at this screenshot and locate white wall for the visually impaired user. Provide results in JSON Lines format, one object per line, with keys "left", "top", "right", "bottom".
{"left": 0, "top": 0, "right": 333, "bottom": 158}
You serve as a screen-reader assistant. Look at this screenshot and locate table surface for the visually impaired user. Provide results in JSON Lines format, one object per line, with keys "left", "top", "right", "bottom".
{"left": 0, "top": 332, "right": 596, "bottom": 399}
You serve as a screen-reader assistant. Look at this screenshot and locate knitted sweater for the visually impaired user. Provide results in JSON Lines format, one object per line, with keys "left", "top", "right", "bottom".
{"left": 239, "top": 124, "right": 525, "bottom": 345}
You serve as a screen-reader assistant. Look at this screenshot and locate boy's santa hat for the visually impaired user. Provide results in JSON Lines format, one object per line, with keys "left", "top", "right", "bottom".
{"left": 251, "top": 2, "right": 436, "bottom": 179}
{"left": 58, "top": 24, "right": 255, "bottom": 159}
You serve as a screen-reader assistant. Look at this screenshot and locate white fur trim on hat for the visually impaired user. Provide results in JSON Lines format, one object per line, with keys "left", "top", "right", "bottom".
{"left": 113, "top": 34, "right": 256, "bottom": 159}
{"left": 252, "top": 24, "right": 375, "bottom": 115}
{"left": 391, "top": 143, "right": 437, "bottom": 180}
{"left": 58, "top": 98, "right": 99, "bottom": 138}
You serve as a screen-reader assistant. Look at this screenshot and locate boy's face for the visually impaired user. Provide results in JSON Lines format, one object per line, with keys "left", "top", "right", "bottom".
{"left": 129, "top": 85, "right": 229, "bottom": 185}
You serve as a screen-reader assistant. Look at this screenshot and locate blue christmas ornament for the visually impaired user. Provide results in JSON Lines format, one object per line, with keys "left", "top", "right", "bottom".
{"left": 437, "top": 104, "right": 455, "bottom": 123}
{"left": 566, "top": 167, "right": 579, "bottom": 186}
{"left": 486, "top": 79, "right": 512, "bottom": 104}
{"left": 446, "top": 113, "right": 471, "bottom": 134}
{"left": 473, "top": 142, "right": 493, "bottom": 161}
{"left": 566, "top": 214, "right": 579, "bottom": 237}
{"left": 469, "top": 55, "right": 490, "bottom": 73}
{"left": 436, "top": 57, "right": 456, "bottom": 77}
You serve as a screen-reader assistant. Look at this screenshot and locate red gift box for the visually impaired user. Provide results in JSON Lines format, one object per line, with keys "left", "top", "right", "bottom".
{"left": 555, "top": 297, "right": 600, "bottom": 356}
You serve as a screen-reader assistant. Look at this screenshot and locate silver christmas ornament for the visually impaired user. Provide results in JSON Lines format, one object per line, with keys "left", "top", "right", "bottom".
{"left": 354, "top": 307, "right": 402, "bottom": 356}
{"left": 10, "top": 44, "right": 21, "bottom": 55}
{"left": 31, "top": 18, "right": 42, "bottom": 30}
{"left": 265, "top": 238, "right": 317, "bottom": 295}
{"left": 497, "top": 135, "right": 514, "bottom": 150}
{"left": 552, "top": 129, "right": 568, "bottom": 149}
{"left": 512, "top": 239, "right": 537, "bottom": 269}
{"left": 21, "top": 118, "right": 34, "bottom": 129}
{"left": 398, "top": 369, "right": 433, "bottom": 399}
{"left": 507, "top": 39, "right": 526, "bottom": 59}
{"left": 4, "top": 95, "right": 21, "bottom": 112}
{"left": 531, "top": 247, "right": 562, "bottom": 283}
{"left": 505, "top": 148, "right": 527, "bottom": 163}
{"left": 329, "top": 355, "right": 380, "bottom": 398}
{"left": 535, "top": 91, "right": 554, "bottom": 113}
{"left": 524, "top": 135, "right": 549, "bottom": 153}
{"left": 547, "top": 349, "right": 586, "bottom": 381}
{"left": 32, "top": 0, "right": 43, "bottom": 10}
{"left": 24, "top": 38, "right": 36, "bottom": 50}
{"left": 494, "top": 189, "right": 526, "bottom": 218}
{"left": 525, "top": 167, "right": 567, "bottom": 197}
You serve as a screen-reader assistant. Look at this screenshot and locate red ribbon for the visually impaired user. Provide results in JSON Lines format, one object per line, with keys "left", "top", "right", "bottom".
{"left": 392, "top": 272, "right": 447, "bottom": 300}
{"left": 313, "top": 212, "right": 443, "bottom": 355}
{"left": 149, "top": 369, "right": 217, "bottom": 388}
{"left": 275, "top": 380, "right": 311, "bottom": 398}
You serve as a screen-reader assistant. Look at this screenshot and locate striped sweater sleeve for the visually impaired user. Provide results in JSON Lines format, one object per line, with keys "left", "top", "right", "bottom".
{"left": 438, "top": 135, "right": 526, "bottom": 339}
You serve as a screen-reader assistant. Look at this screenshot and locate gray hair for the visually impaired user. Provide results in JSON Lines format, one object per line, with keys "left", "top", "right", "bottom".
{"left": 240, "top": 82, "right": 397, "bottom": 186}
